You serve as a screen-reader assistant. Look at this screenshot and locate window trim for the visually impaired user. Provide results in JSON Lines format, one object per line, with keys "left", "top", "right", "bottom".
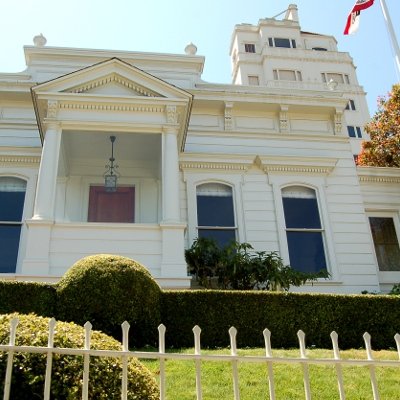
{"left": 0, "top": 176, "right": 27, "bottom": 274}
{"left": 281, "top": 185, "right": 328, "bottom": 273}
{"left": 244, "top": 43, "right": 256, "bottom": 53}
{"left": 268, "top": 37, "right": 297, "bottom": 49}
{"left": 321, "top": 72, "right": 350, "bottom": 85}
{"left": 367, "top": 212, "right": 400, "bottom": 275}
{"left": 347, "top": 125, "right": 363, "bottom": 138}
{"left": 196, "top": 182, "right": 237, "bottom": 247}
{"left": 345, "top": 99, "right": 356, "bottom": 111}
{"left": 273, "top": 69, "right": 303, "bottom": 81}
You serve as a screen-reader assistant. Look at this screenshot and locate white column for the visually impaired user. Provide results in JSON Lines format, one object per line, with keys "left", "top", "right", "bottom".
{"left": 33, "top": 122, "right": 62, "bottom": 221}
{"left": 162, "top": 127, "right": 181, "bottom": 223}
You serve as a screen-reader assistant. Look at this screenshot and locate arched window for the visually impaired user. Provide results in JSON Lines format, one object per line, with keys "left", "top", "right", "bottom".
{"left": 196, "top": 183, "right": 236, "bottom": 247}
{"left": 0, "top": 177, "right": 26, "bottom": 273}
{"left": 282, "top": 186, "right": 327, "bottom": 273}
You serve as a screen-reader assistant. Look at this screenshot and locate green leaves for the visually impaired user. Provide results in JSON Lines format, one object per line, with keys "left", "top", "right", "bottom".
{"left": 185, "top": 238, "right": 329, "bottom": 291}
{"left": 358, "top": 84, "right": 400, "bottom": 167}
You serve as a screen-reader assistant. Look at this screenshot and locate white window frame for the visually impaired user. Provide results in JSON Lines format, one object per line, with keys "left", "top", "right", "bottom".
{"left": 248, "top": 75, "right": 260, "bottom": 86}
{"left": 244, "top": 43, "right": 256, "bottom": 53}
{"left": 268, "top": 37, "right": 296, "bottom": 48}
{"left": 184, "top": 174, "right": 245, "bottom": 248}
{"left": 269, "top": 175, "right": 339, "bottom": 282}
{"left": 367, "top": 211, "right": 400, "bottom": 281}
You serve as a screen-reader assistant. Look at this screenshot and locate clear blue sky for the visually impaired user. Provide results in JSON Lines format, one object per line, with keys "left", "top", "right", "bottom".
{"left": 1, "top": 0, "right": 399, "bottom": 115}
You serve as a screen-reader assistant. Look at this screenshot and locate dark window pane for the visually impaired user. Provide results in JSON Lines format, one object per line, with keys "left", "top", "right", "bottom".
{"left": 197, "top": 195, "right": 235, "bottom": 227}
{"left": 0, "top": 192, "right": 26, "bottom": 221}
{"left": 369, "top": 217, "right": 400, "bottom": 271}
{"left": 347, "top": 126, "right": 356, "bottom": 137}
{"left": 0, "top": 225, "right": 21, "bottom": 273}
{"left": 283, "top": 198, "right": 321, "bottom": 229}
{"left": 286, "top": 231, "right": 327, "bottom": 273}
{"left": 274, "top": 38, "right": 291, "bottom": 48}
{"left": 268, "top": 38, "right": 273, "bottom": 47}
{"left": 198, "top": 229, "right": 236, "bottom": 248}
{"left": 291, "top": 39, "right": 296, "bottom": 48}
{"left": 356, "top": 127, "right": 362, "bottom": 138}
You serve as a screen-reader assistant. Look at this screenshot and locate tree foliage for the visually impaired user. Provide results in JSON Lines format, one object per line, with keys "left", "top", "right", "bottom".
{"left": 358, "top": 84, "right": 400, "bottom": 167}
{"left": 185, "top": 237, "right": 329, "bottom": 291}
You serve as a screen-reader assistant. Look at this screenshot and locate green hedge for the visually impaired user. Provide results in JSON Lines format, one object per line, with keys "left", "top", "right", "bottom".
{"left": 0, "top": 281, "right": 55, "bottom": 317}
{"left": 161, "top": 290, "right": 400, "bottom": 349}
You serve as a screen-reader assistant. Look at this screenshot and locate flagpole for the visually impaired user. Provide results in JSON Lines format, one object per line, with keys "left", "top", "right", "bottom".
{"left": 379, "top": 0, "right": 400, "bottom": 77}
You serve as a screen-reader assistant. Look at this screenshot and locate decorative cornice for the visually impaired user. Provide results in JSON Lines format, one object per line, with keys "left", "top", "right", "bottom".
{"left": 59, "top": 102, "right": 164, "bottom": 113}
{"left": 66, "top": 73, "right": 161, "bottom": 97}
{"left": 359, "top": 175, "right": 400, "bottom": 184}
{"left": 263, "top": 165, "right": 334, "bottom": 174}
{"left": 357, "top": 166, "right": 400, "bottom": 184}
{"left": 256, "top": 155, "right": 337, "bottom": 176}
{"left": 0, "top": 155, "right": 41, "bottom": 165}
{"left": 180, "top": 161, "right": 251, "bottom": 171}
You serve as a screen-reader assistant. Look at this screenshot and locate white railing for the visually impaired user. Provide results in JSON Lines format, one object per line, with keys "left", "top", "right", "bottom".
{"left": 1, "top": 317, "right": 400, "bottom": 400}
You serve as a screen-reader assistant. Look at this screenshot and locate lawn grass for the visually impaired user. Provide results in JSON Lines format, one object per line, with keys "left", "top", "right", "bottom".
{"left": 141, "top": 348, "right": 400, "bottom": 399}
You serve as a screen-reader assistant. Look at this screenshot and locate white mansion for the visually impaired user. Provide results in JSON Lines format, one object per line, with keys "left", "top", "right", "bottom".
{"left": 1, "top": 5, "right": 399, "bottom": 293}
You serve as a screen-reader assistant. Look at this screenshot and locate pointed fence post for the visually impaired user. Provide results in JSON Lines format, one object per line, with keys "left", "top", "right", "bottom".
{"left": 121, "top": 321, "right": 130, "bottom": 400}
{"left": 82, "top": 322, "right": 92, "bottom": 400}
{"left": 229, "top": 327, "right": 240, "bottom": 400}
{"left": 330, "top": 331, "right": 346, "bottom": 400}
{"left": 297, "top": 330, "right": 311, "bottom": 400}
{"left": 158, "top": 324, "right": 167, "bottom": 400}
{"left": 192, "top": 325, "right": 203, "bottom": 400}
{"left": 363, "top": 332, "right": 380, "bottom": 400}
{"left": 3, "top": 318, "right": 19, "bottom": 400}
{"left": 263, "top": 328, "right": 276, "bottom": 400}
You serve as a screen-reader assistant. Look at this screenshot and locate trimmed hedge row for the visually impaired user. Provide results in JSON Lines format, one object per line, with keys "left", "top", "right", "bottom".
{"left": 161, "top": 290, "right": 400, "bottom": 349}
{"left": 1, "top": 258, "right": 400, "bottom": 350}
{"left": 0, "top": 281, "right": 55, "bottom": 317}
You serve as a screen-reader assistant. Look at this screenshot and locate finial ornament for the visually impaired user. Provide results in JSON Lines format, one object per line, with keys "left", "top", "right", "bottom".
{"left": 185, "top": 42, "right": 197, "bottom": 55}
{"left": 33, "top": 33, "right": 47, "bottom": 47}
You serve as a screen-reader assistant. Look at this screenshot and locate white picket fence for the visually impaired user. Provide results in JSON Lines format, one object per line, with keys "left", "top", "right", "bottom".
{"left": 1, "top": 318, "right": 400, "bottom": 400}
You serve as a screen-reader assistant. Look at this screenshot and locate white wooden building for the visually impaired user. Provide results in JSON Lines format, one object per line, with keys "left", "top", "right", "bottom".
{"left": 1, "top": 5, "right": 399, "bottom": 292}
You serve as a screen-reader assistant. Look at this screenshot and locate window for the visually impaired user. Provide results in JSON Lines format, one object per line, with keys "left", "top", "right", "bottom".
{"left": 345, "top": 99, "right": 356, "bottom": 110}
{"left": 282, "top": 186, "right": 327, "bottom": 273}
{"left": 312, "top": 47, "right": 328, "bottom": 51}
{"left": 321, "top": 73, "right": 350, "bottom": 84}
{"left": 347, "top": 126, "right": 362, "bottom": 138}
{"left": 248, "top": 75, "right": 260, "bottom": 86}
{"left": 244, "top": 43, "right": 256, "bottom": 53}
{"left": 196, "top": 183, "right": 236, "bottom": 247}
{"left": 0, "top": 177, "right": 26, "bottom": 273}
{"left": 268, "top": 37, "right": 296, "bottom": 48}
{"left": 369, "top": 217, "right": 400, "bottom": 271}
{"left": 273, "top": 69, "right": 302, "bottom": 81}
{"left": 88, "top": 186, "right": 135, "bottom": 222}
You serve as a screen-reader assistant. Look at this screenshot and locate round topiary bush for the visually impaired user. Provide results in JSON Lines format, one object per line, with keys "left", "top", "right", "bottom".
{"left": 56, "top": 254, "right": 162, "bottom": 347}
{"left": 0, "top": 313, "right": 159, "bottom": 399}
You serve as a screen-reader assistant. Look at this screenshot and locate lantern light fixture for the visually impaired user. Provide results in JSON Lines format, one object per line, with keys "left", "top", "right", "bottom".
{"left": 104, "top": 135, "right": 119, "bottom": 192}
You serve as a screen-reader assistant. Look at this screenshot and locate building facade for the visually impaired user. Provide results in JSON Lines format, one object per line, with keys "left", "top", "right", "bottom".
{"left": 1, "top": 5, "right": 399, "bottom": 292}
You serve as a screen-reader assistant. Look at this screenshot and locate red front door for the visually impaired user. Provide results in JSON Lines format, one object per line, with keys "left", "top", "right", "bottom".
{"left": 88, "top": 186, "right": 135, "bottom": 223}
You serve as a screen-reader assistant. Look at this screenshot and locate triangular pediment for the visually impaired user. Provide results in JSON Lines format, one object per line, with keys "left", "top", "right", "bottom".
{"left": 31, "top": 57, "right": 191, "bottom": 100}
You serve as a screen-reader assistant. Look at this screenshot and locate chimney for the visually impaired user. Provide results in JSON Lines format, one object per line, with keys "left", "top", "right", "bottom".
{"left": 284, "top": 4, "right": 299, "bottom": 22}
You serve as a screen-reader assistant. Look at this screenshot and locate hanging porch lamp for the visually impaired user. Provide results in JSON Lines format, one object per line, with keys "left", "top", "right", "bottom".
{"left": 104, "top": 135, "right": 119, "bottom": 192}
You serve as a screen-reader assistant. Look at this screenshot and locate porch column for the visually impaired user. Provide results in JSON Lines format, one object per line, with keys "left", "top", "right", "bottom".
{"left": 33, "top": 122, "right": 62, "bottom": 221}
{"left": 159, "top": 116, "right": 190, "bottom": 288}
{"left": 162, "top": 126, "right": 180, "bottom": 223}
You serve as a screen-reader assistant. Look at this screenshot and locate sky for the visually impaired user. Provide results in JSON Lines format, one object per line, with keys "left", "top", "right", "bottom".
{"left": 1, "top": 0, "right": 399, "bottom": 115}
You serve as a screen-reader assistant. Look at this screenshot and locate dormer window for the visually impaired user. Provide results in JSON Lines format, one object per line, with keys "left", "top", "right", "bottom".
{"left": 268, "top": 38, "right": 296, "bottom": 48}
{"left": 244, "top": 43, "right": 256, "bottom": 53}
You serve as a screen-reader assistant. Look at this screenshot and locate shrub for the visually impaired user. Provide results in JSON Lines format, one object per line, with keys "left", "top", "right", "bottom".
{"left": 0, "top": 281, "right": 56, "bottom": 316}
{"left": 0, "top": 313, "right": 158, "bottom": 399}
{"left": 56, "top": 254, "right": 162, "bottom": 347}
{"left": 185, "top": 238, "right": 329, "bottom": 290}
{"left": 162, "top": 290, "right": 400, "bottom": 349}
